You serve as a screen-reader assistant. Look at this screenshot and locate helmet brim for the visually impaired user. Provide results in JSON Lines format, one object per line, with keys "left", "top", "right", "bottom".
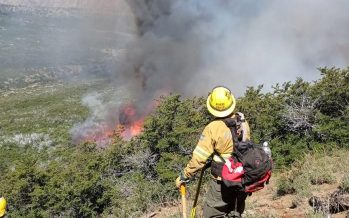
{"left": 206, "top": 94, "right": 236, "bottom": 118}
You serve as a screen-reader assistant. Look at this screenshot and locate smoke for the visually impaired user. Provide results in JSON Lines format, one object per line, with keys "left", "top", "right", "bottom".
{"left": 70, "top": 93, "right": 118, "bottom": 146}
{"left": 125, "top": 0, "right": 349, "bottom": 96}
{"left": 2, "top": 0, "right": 348, "bottom": 94}
{"left": 2, "top": 1, "right": 348, "bottom": 142}
{"left": 73, "top": 0, "right": 349, "bottom": 143}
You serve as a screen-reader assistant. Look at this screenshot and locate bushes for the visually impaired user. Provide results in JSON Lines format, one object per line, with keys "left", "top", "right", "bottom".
{"left": 238, "top": 68, "right": 349, "bottom": 168}
{"left": 140, "top": 95, "right": 211, "bottom": 183}
{"left": 1, "top": 67, "right": 349, "bottom": 216}
{"left": 1, "top": 145, "right": 109, "bottom": 217}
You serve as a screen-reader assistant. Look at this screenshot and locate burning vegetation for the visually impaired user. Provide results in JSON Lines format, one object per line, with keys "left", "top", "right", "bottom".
{"left": 79, "top": 102, "right": 153, "bottom": 146}
{"left": 118, "top": 103, "right": 145, "bottom": 140}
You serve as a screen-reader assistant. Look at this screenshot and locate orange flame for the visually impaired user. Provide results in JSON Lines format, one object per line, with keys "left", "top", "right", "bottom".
{"left": 118, "top": 103, "right": 145, "bottom": 140}
{"left": 120, "top": 118, "right": 144, "bottom": 140}
{"left": 81, "top": 100, "right": 158, "bottom": 145}
{"left": 131, "top": 119, "right": 144, "bottom": 136}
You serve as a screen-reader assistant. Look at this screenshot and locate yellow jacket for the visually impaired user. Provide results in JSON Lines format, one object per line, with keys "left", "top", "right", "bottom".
{"left": 183, "top": 115, "right": 251, "bottom": 178}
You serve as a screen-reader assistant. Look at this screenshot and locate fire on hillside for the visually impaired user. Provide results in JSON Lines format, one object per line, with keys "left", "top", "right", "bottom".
{"left": 118, "top": 103, "right": 145, "bottom": 140}
{"left": 80, "top": 102, "right": 153, "bottom": 146}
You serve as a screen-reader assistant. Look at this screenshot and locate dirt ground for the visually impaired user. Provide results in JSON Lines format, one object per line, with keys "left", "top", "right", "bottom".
{"left": 144, "top": 177, "right": 349, "bottom": 218}
{"left": 244, "top": 179, "right": 348, "bottom": 218}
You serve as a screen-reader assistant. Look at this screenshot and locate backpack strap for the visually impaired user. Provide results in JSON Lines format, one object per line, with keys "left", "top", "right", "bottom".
{"left": 212, "top": 118, "right": 241, "bottom": 165}
{"left": 222, "top": 118, "right": 245, "bottom": 161}
{"left": 222, "top": 118, "right": 239, "bottom": 144}
{"left": 213, "top": 150, "right": 226, "bottom": 163}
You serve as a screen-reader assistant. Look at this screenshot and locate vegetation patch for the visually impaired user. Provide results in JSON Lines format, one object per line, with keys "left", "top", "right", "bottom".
{"left": 1, "top": 67, "right": 348, "bottom": 217}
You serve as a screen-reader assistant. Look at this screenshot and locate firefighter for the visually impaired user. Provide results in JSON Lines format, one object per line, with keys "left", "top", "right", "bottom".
{"left": 175, "top": 86, "right": 251, "bottom": 218}
{"left": 0, "top": 196, "right": 7, "bottom": 218}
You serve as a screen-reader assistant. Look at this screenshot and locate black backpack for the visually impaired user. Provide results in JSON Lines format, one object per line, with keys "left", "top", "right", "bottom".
{"left": 211, "top": 118, "right": 272, "bottom": 193}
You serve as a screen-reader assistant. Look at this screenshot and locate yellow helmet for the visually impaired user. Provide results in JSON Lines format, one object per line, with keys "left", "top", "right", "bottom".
{"left": 0, "top": 197, "right": 6, "bottom": 217}
{"left": 207, "top": 86, "right": 236, "bottom": 118}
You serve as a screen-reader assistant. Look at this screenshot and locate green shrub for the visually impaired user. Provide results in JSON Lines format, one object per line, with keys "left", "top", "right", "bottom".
{"left": 2, "top": 67, "right": 349, "bottom": 217}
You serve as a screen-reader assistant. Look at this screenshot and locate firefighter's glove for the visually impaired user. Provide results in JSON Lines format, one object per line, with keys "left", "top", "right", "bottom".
{"left": 175, "top": 172, "right": 190, "bottom": 189}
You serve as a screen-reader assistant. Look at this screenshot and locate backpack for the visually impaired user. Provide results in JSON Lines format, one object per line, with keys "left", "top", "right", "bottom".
{"left": 211, "top": 118, "right": 272, "bottom": 193}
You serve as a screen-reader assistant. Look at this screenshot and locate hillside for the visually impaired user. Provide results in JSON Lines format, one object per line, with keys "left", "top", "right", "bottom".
{"left": 144, "top": 149, "right": 349, "bottom": 217}
{"left": 0, "top": 1, "right": 348, "bottom": 217}
{"left": 0, "top": 0, "right": 130, "bottom": 12}
{"left": 0, "top": 67, "right": 348, "bottom": 217}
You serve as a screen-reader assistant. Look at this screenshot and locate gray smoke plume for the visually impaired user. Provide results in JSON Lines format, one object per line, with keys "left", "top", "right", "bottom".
{"left": 2, "top": 0, "right": 348, "bottom": 94}
{"left": 125, "top": 0, "right": 349, "bottom": 96}
{"left": 2, "top": 1, "right": 348, "bottom": 142}
{"left": 71, "top": 93, "right": 117, "bottom": 146}
{"left": 74, "top": 0, "right": 349, "bottom": 143}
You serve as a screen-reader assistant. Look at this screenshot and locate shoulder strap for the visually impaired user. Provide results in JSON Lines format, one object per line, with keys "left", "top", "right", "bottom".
{"left": 222, "top": 117, "right": 245, "bottom": 161}
{"left": 213, "top": 118, "right": 240, "bottom": 162}
{"left": 213, "top": 150, "right": 226, "bottom": 163}
{"left": 222, "top": 118, "right": 239, "bottom": 144}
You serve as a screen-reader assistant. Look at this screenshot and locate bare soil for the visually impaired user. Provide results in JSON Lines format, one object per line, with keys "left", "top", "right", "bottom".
{"left": 144, "top": 177, "right": 349, "bottom": 218}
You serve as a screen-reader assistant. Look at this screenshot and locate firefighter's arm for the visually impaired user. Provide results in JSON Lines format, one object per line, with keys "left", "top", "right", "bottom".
{"left": 182, "top": 126, "right": 215, "bottom": 178}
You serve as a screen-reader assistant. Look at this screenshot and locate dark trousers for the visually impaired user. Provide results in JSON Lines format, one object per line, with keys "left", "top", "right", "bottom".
{"left": 203, "top": 180, "right": 248, "bottom": 218}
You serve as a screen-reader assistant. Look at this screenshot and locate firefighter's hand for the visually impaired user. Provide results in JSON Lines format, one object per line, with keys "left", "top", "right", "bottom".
{"left": 175, "top": 177, "right": 184, "bottom": 189}
{"left": 175, "top": 173, "right": 189, "bottom": 189}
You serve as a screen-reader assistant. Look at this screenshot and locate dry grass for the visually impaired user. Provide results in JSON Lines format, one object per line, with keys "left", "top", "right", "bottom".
{"left": 276, "top": 149, "right": 349, "bottom": 198}
{"left": 340, "top": 174, "right": 349, "bottom": 192}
